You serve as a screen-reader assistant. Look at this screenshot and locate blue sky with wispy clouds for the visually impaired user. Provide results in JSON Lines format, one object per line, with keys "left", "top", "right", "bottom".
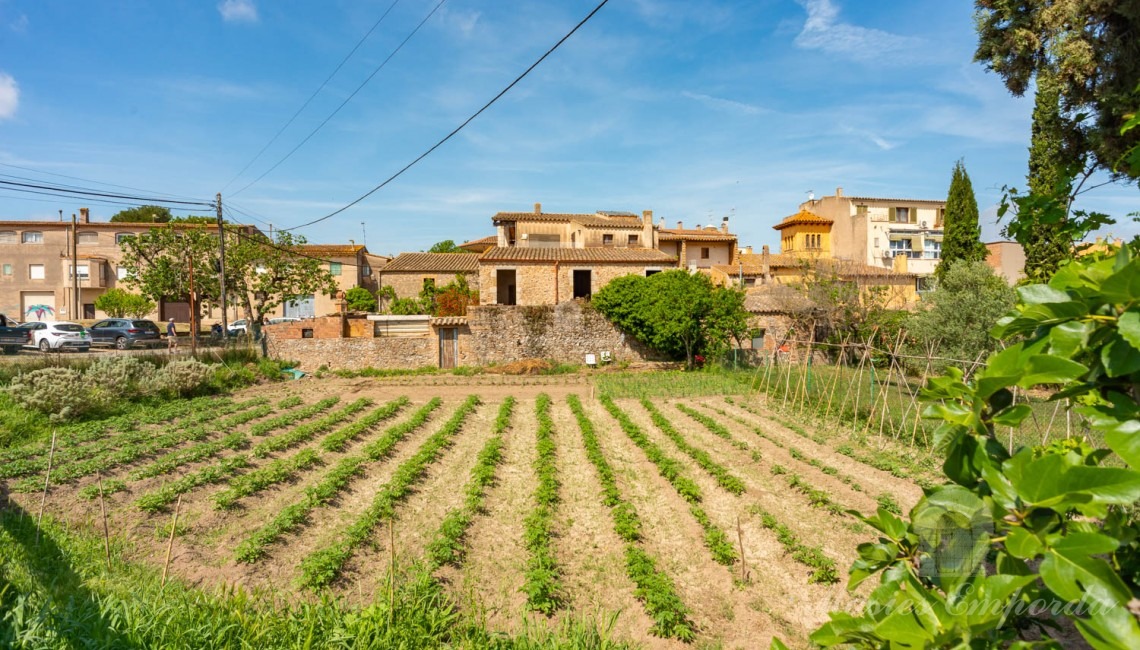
{"left": 0, "top": 0, "right": 1135, "bottom": 255}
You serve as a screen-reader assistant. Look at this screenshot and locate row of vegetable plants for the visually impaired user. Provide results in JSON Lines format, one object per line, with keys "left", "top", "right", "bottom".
{"left": 247, "top": 396, "right": 341, "bottom": 437}
{"left": 749, "top": 506, "right": 839, "bottom": 584}
{"left": 769, "top": 465, "right": 846, "bottom": 518}
{"left": 212, "top": 398, "right": 409, "bottom": 510}
{"left": 425, "top": 397, "right": 515, "bottom": 569}
{"left": 599, "top": 395, "right": 737, "bottom": 566}
{"left": 639, "top": 399, "right": 745, "bottom": 495}
{"left": 297, "top": 395, "right": 481, "bottom": 589}
{"left": 566, "top": 395, "right": 695, "bottom": 641}
{"left": 522, "top": 394, "right": 564, "bottom": 614}
{"left": 235, "top": 398, "right": 443, "bottom": 563}
{"left": 250, "top": 398, "right": 373, "bottom": 457}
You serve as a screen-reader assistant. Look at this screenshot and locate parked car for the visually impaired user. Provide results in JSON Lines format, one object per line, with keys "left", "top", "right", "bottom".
{"left": 267, "top": 317, "right": 301, "bottom": 325}
{"left": 227, "top": 319, "right": 249, "bottom": 336}
{"left": 89, "top": 318, "right": 162, "bottom": 349}
{"left": 21, "top": 321, "right": 91, "bottom": 352}
{"left": 0, "top": 313, "right": 28, "bottom": 354}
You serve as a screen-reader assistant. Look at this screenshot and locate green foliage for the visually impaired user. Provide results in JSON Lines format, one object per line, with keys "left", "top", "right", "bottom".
{"left": 641, "top": 399, "right": 746, "bottom": 495}
{"left": 343, "top": 286, "right": 377, "bottom": 312}
{"left": 935, "top": 160, "right": 987, "bottom": 281}
{"left": 109, "top": 205, "right": 173, "bottom": 223}
{"left": 753, "top": 506, "right": 839, "bottom": 584}
{"left": 249, "top": 396, "right": 340, "bottom": 436}
{"left": 93, "top": 287, "right": 155, "bottom": 318}
{"left": 426, "top": 239, "right": 462, "bottom": 253}
{"left": 250, "top": 398, "right": 372, "bottom": 458}
{"left": 389, "top": 297, "right": 424, "bottom": 315}
{"left": 1022, "top": 74, "right": 1077, "bottom": 281}
{"left": 523, "top": 394, "right": 565, "bottom": 615}
{"left": 974, "top": 0, "right": 1140, "bottom": 175}
{"left": 566, "top": 395, "right": 695, "bottom": 641}
{"left": 592, "top": 270, "right": 749, "bottom": 368}
{"left": 812, "top": 248, "right": 1140, "bottom": 648}
{"left": 907, "top": 261, "right": 1017, "bottom": 369}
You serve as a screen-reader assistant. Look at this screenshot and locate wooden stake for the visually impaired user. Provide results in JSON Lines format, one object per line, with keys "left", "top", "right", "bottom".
{"left": 98, "top": 473, "right": 111, "bottom": 571}
{"left": 35, "top": 430, "right": 58, "bottom": 546}
{"left": 736, "top": 515, "right": 748, "bottom": 584}
{"left": 161, "top": 494, "right": 182, "bottom": 588}
{"left": 388, "top": 517, "right": 396, "bottom": 629}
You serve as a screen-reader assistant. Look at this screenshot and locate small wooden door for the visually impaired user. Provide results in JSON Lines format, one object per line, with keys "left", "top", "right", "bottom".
{"left": 439, "top": 327, "right": 457, "bottom": 369}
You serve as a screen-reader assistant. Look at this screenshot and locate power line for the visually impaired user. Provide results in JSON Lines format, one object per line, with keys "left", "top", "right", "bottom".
{"left": 0, "top": 190, "right": 207, "bottom": 213}
{"left": 232, "top": 0, "right": 447, "bottom": 197}
{"left": 0, "top": 179, "right": 216, "bottom": 207}
{"left": 223, "top": 206, "right": 371, "bottom": 268}
{"left": 284, "top": 0, "right": 611, "bottom": 233}
{"left": 0, "top": 161, "right": 206, "bottom": 203}
{"left": 221, "top": 0, "right": 403, "bottom": 193}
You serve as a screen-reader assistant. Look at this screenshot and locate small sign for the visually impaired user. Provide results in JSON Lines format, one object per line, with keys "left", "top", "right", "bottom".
{"left": 585, "top": 353, "right": 596, "bottom": 366}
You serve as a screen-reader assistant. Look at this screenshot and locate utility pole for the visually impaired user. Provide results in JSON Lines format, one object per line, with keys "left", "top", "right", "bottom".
{"left": 188, "top": 255, "right": 197, "bottom": 357}
{"left": 216, "top": 193, "right": 228, "bottom": 339}
{"left": 71, "top": 213, "right": 78, "bottom": 320}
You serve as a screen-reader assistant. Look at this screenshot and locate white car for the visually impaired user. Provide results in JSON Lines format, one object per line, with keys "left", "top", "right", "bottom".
{"left": 227, "top": 319, "right": 249, "bottom": 336}
{"left": 22, "top": 321, "right": 91, "bottom": 352}
{"left": 267, "top": 317, "right": 301, "bottom": 325}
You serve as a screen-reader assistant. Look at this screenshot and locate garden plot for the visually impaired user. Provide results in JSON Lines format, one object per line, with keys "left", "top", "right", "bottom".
{"left": 3, "top": 376, "right": 922, "bottom": 649}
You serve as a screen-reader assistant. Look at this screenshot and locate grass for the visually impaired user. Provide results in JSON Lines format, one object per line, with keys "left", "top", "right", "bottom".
{"left": 595, "top": 369, "right": 752, "bottom": 399}
{"left": 0, "top": 508, "right": 634, "bottom": 648}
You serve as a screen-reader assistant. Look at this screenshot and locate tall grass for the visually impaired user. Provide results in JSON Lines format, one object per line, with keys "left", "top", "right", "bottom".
{"left": 595, "top": 369, "right": 751, "bottom": 399}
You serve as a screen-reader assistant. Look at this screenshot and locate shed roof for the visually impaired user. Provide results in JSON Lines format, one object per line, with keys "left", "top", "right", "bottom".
{"left": 380, "top": 252, "right": 480, "bottom": 273}
{"left": 297, "top": 244, "right": 365, "bottom": 256}
{"left": 479, "top": 246, "right": 675, "bottom": 263}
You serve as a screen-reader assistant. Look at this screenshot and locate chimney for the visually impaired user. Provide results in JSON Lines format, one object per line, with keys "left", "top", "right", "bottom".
{"left": 721, "top": 216, "right": 729, "bottom": 234}
{"left": 80, "top": 207, "right": 90, "bottom": 223}
{"left": 642, "top": 209, "right": 653, "bottom": 224}
{"left": 641, "top": 210, "right": 654, "bottom": 248}
{"left": 676, "top": 220, "right": 683, "bottom": 230}
{"left": 534, "top": 202, "right": 542, "bottom": 214}
{"left": 761, "top": 245, "right": 771, "bottom": 283}
{"left": 836, "top": 187, "right": 843, "bottom": 198}
{"left": 744, "top": 245, "right": 753, "bottom": 255}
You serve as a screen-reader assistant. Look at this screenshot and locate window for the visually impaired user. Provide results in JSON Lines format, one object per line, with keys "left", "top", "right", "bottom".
{"left": 627, "top": 234, "right": 639, "bottom": 245}
{"left": 115, "top": 233, "right": 134, "bottom": 244}
{"left": 22, "top": 231, "right": 43, "bottom": 244}
{"left": 77, "top": 231, "right": 98, "bottom": 245}
{"left": 2, "top": 263, "right": 11, "bottom": 275}
{"left": 700, "top": 247, "right": 710, "bottom": 259}
{"left": 602, "top": 234, "right": 614, "bottom": 246}
{"left": 923, "top": 239, "right": 941, "bottom": 259}
{"left": 645, "top": 269, "right": 661, "bottom": 277}
{"left": 117, "top": 266, "right": 129, "bottom": 280}
{"left": 70, "top": 264, "right": 89, "bottom": 280}
{"left": 889, "top": 239, "right": 917, "bottom": 258}
{"left": 873, "top": 237, "right": 880, "bottom": 248}
{"left": 29, "top": 264, "right": 44, "bottom": 279}
{"left": 0, "top": 231, "right": 15, "bottom": 244}
{"left": 362, "top": 263, "right": 372, "bottom": 277}
{"left": 916, "top": 277, "right": 935, "bottom": 293}
{"left": 894, "top": 207, "right": 910, "bottom": 223}
{"left": 329, "top": 262, "right": 342, "bottom": 276}
{"left": 855, "top": 205, "right": 868, "bottom": 216}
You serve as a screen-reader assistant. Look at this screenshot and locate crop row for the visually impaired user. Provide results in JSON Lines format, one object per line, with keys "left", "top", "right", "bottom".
{"left": 0, "top": 395, "right": 230, "bottom": 464}
{"left": 211, "top": 398, "right": 410, "bottom": 510}
{"left": 787, "top": 446, "right": 863, "bottom": 492}
{"left": 704, "top": 402, "right": 787, "bottom": 449}
{"left": 77, "top": 478, "right": 127, "bottom": 500}
{"left": 248, "top": 397, "right": 341, "bottom": 437}
{"left": 599, "top": 396, "right": 736, "bottom": 566}
{"left": 566, "top": 395, "right": 694, "bottom": 641}
{"left": 750, "top": 506, "right": 839, "bottom": 584}
{"left": 640, "top": 399, "right": 745, "bottom": 495}
{"left": 426, "top": 397, "right": 515, "bottom": 569}
{"left": 0, "top": 397, "right": 268, "bottom": 480}
{"left": 234, "top": 398, "right": 442, "bottom": 563}
{"left": 523, "top": 394, "right": 564, "bottom": 614}
{"left": 770, "top": 466, "right": 846, "bottom": 517}
{"left": 674, "top": 403, "right": 751, "bottom": 453}
{"left": 250, "top": 398, "right": 373, "bottom": 457}
{"left": 136, "top": 456, "right": 251, "bottom": 512}
{"left": 298, "top": 395, "right": 480, "bottom": 589}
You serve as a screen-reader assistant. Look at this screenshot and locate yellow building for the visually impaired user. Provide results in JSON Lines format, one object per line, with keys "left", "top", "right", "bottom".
{"left": 772, "top": 208, "right": 832, "bottom": 258}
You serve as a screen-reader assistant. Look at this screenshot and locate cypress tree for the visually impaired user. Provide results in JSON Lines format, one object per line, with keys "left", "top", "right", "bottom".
{"left": 1021, "top": 75, "right": 1073, "bottom": 281}
{"left": 936, "top": 160, "right": 987, "bottom": 282}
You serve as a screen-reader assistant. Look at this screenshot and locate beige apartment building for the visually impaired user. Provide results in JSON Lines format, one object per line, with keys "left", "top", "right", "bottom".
{"left": 287, "top": 244, "right": 389, "bottom": 318}
{"left": 799, "top": 187, "right": 945, "bottom": 284}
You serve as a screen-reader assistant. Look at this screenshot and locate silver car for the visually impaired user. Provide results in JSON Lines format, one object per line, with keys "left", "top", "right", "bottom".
{"left": 22, "top": 321, "right": 91, "bottom": 352}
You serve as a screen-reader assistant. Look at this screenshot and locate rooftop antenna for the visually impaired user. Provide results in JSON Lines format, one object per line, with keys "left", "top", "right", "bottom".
{"left": 361, "top": 221, "right": 366, "bottom": 247}
{"left": 806, "top": 190, "right": 815, "bottom": 201}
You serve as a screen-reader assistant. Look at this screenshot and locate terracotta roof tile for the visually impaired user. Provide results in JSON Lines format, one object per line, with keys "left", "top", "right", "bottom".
{"left": 431, "top": 316, "right": 468, "bottom": 326}
{"left": 772, "top": 209, "right": 832, "bottom": 231}
{"left": 381, "top": 252, "right": 480, "bottom": 273}
{"left": 297, "top": 244, "right": 365, "bottom": 256}
{"left": 479, "top": 246, "right": 675, "bottom": 263}
{"left": 657, "top": 228, "right": 737, "bottom": 242}
{"left": 744, "top": 285, "right": 816, "bottom": 313}
{"left": 842, "top": 196, "right": 945, "bottom": 204}
{"left": 492, "top": 212, "right": 644, "bottom": 228}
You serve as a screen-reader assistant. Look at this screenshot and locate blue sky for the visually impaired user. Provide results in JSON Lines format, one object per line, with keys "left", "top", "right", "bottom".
{"left": 0, "top": 0, "right": 1135, "bottom": 256}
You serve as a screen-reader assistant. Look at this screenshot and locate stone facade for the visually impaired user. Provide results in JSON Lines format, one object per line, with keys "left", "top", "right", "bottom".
{"left": 380, "top": 271, "right": 476, "bottom": 300}
{"left": 265, "top": 301, "right": 662, "bottom": 371}
{"left": 478, "top": 260, "right": 669, "bottom": 306}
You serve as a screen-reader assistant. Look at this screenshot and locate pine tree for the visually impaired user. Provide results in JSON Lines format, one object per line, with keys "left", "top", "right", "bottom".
{"left": 935, "top": 160, "right": 987, "bottom": 282}
{"left": 1020, "top": 75, "right": 1074, "bottom": 282}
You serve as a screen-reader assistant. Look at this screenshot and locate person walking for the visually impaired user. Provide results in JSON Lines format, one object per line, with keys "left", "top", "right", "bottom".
{"left": 167, "top": 318, "right": 177, "bottom": 352}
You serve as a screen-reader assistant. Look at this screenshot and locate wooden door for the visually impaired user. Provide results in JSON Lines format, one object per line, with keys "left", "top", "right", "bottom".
{"left": 439, "top": 327, "right": 457, "bottom": 369}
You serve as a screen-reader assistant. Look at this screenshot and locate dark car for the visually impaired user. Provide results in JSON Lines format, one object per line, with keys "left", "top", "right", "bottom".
{"left": 89, "top": 318, "right": 162, "bottom": 350}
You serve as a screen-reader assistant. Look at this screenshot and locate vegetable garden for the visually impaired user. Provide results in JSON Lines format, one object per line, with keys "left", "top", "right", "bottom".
{"left": 0, "top": 375, "right": 930, "bottom": 648}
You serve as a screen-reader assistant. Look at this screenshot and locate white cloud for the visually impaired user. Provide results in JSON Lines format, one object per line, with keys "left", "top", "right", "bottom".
{"left": 437, "top": 8, "right": 480, "bottom": 38}
{"left": 839, "top": 125, "right": 896, "bottom": 150}
{"left": 794, "top": 0, "right": 920, "bottom": 62}
{"left": 218, "top": 0, "right": 258, "bottom": 24}
{"left": 681, "top": 91, "right": 765, "bottom": 116}
{"left": 0, "top": 73, "right": 18, "bottom": 120}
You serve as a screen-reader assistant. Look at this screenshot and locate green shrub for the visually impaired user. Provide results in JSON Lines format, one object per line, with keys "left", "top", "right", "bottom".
{"left": 156, "top": 359, "right": 213, "bottom": 396}
{"left": 6, "top": 367, "right": 101, "bottom": 422}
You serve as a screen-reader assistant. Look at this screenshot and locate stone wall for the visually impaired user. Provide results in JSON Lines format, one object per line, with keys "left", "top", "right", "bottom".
{"left": 478, "top": 261, "right": 665, "bottom": 306}
{"left": 268, "top": 335, "right": 436, "bottom": 371}
{"left": 379, "top": 271, "right": 477, "bottom": 300}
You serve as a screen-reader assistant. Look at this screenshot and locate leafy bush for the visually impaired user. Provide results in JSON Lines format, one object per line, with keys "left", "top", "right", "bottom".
{"left": 6, "top": 367, "right": 101, "bottom": 422}
{"left": 93, "top": 287, "right": 155, "bottom": 318}
{"left": 84, "top": 355, "right": 158, "bottom": 400}
{"left": 156, "top": 359, "right": 213, "bottom": 396}
{"left": 344, "top": 286, "right": 377, "bottom": 312}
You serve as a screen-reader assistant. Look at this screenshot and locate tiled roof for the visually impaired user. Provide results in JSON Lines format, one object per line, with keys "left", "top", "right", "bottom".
{"left": 729, "top": 254, "right": 915, "bottom": 278}
{"left": 381, "top": 252, "right": 480, "bottom": 273}
{"left": 479, "top": 246, "right": 675, "bottom": 263}
{"left": 772, "top": 209, "right": 832, "bottom": 231}
{"left": 492, "top": 212, "right": 644, "bottom": 228}
{"left": 297, "top": 244, "right": 365, "bottom": 256}
{"left": 431, "top": 316, "right": 468, "bottom": 326}
{"left": 745, "top": 285, "right": 816, "bottom": 313}
{"left": 657, "top": 228, "right": 737, "bottom": 242}
{"left": 843, "top": 196, "right": 945, "bottom": 204}
{"left": 458, "top": 235, "right": 497, "bottom": 252}
{"left": 736, "top": 252, "right": 805, "bottom": 268}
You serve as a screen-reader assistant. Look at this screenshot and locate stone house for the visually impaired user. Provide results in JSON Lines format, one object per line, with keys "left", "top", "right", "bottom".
{"left": 377, "top": 252, "right": 480, "bottom": 301}
{"left": 656, "top": 218, "right": 738, "bottom": 269}
{"left": 477, "top": 246, "right": 676, "bottom": 306}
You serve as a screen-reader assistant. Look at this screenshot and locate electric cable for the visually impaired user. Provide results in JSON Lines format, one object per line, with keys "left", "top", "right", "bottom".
{"left": 0, "top": 161, "right": 206, "bottom": 203}
{"left": 221, "top": 0, "right": 403, "bottom": 193}
{"left": 231, "top": 0, "right": 447, "bottom": 197}
{"left": 284, "top": 0, "right": 611, "bottom": 232}
{"left": 0, "top": 179, "right": 215, "bottom": 207}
